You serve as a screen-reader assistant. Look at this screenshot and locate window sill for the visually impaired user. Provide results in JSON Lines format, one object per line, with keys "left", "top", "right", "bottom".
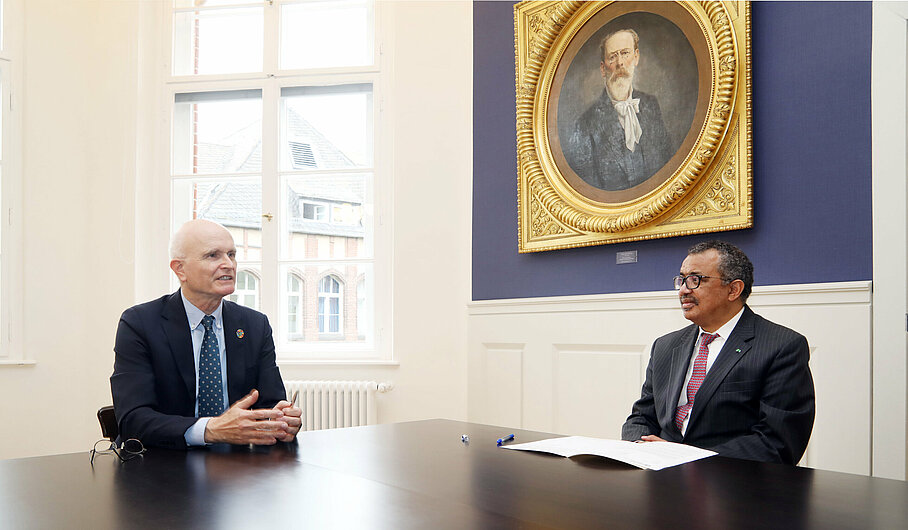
{"left": 0, "top": 359, "right": 37, "bottom": 367}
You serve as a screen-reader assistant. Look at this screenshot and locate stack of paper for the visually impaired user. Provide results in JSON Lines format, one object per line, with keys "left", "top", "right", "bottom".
{"left": 501, "top": 436, "right": 716, "bottom": 470}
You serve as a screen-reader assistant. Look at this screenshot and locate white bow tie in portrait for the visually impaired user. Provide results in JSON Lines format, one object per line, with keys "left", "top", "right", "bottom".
{"left": 613, "top": 98, "right": 642, "bottom": 152}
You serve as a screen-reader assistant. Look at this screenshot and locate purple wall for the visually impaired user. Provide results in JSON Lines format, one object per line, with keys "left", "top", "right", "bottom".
{"left": 472, "top": 1, "right": 872, "bottom": 301}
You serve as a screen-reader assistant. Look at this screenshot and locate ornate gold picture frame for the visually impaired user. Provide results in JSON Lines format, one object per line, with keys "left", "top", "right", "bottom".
{"left": 516, "top": 1, "right": 751, "bottom": 252}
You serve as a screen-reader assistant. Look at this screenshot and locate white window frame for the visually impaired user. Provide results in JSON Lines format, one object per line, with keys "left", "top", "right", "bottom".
{"left": 161, "top": 0, "right": 392, "bottom": 362}
{"left": 0, "top": 0, "right": 27, "bottom": 365}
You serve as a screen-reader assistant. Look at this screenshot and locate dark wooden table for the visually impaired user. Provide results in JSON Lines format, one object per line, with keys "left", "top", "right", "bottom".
{"left": 2, "top": 419, "right": 906, "bottom": 529}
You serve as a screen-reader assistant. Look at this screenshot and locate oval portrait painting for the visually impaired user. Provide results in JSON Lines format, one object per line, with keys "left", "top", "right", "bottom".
{"left": 547, "top": 4, "right": 709, "bottom": 204}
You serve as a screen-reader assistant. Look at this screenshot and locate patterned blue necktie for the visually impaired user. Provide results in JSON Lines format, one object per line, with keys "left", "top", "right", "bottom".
{"left": 197, "top": 315, "right": 225, "bottom": 417}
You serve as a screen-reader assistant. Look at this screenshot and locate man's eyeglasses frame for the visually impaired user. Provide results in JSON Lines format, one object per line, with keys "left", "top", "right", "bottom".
{"left": 673, "top": 274, "right": 722, "bottom": 290}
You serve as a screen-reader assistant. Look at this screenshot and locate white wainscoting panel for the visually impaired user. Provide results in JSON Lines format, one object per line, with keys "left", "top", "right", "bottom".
{"left": 480, "top": 343, "right": 525, "bottom": 428}
{"left": 552, "top": 344, "right": 647, "bottom": 439}
{"left": 467, "top": 281, "right": 871, "bottom": 476}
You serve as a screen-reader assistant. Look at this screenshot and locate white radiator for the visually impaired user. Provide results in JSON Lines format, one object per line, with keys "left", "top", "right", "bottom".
{"left": 284, "top": 380, "right": 392, "bottom": 431}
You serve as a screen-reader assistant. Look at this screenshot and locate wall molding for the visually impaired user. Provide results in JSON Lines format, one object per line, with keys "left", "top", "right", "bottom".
{"left": 469, "top": 281, "right": 871, "bottom": 315}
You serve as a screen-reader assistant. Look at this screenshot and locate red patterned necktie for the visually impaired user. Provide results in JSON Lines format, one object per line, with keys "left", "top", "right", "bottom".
{"left": 674, "top": 333, "right": 719, "bottom": 432}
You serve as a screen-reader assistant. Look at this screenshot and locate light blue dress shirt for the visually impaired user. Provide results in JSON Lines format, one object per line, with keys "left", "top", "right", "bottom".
{"left": 181, "top": 293, "right": 229, "bottom": 446}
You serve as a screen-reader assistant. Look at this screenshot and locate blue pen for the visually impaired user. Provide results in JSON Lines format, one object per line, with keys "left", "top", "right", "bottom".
{"left": 497, "top": 434, "right": 515, "bottom": 446}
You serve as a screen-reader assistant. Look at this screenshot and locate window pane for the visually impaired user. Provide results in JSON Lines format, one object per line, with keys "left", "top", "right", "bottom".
{"left": 328, "top": 299, "right": 339, "bottom": 333}
{"left": 302, "top": 202, "right": 326, "bottom": 221}
{"left": 280, "top": 263, "right": 371, "bottom": 346}
{"left": 280, "top": 0, "right": 373, "bottom": 70}
{"left": 318, "top": 275, "right": 341, "bottom": 334}
{"left": 287, "top": 273, "right": 303, "bottom": 338}
{"left": 173, "top": 91, "right": 262, "bottom": 175}
{"left": 172, "top": 178, "right": 263, "bottom": 261}
{"left": 281, "top": 84, "right": 372, "bottom": 169}
{"left": 173, "top": 7, "right": 263, "bottom": 75}
{"left": 281, "top": 174, "right": 371, "bottom": 260}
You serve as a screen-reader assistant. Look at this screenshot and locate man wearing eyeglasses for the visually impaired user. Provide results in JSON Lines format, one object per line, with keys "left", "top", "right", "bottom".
{"left": 621, "top": 241, "right": 815, "bottom": 464}
{"left": 111, "top": 219, "right": 302, "bottom": 449}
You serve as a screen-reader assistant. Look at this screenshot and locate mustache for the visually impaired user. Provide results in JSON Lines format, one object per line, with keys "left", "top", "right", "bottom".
{"left": 680, "top": 296, "right": 698, "bottom": 305}
{"left": 608, "top": 69, "right": 631, "bottom": 82}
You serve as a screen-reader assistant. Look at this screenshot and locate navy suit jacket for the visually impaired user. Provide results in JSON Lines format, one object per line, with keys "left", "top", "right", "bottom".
{"left": 566, "top": 89, "right": 673, "bottom": 191}
{"left": 621, "top": 306, "right": 815, "bottom": 464}
{"left": 110, "top": 290, "right": 287, "bottom": 449}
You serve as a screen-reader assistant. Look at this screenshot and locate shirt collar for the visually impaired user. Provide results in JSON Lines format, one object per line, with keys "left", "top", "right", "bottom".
{"left": 608, "top": 88, "right": 635, "bottom": 106}
{"left": 180, "top": 290, "right": 224, "bottom": 331}
{"left": 700, "top": 305, "right": 745, "bottom": 340}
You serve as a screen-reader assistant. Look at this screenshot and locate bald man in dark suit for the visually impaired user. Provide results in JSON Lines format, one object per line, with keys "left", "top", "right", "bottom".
{"left": 622, "top": 241, "right": 815, "bottom": 464}
{"left": 111, "top": 219, "right": 301, "bottom": 449}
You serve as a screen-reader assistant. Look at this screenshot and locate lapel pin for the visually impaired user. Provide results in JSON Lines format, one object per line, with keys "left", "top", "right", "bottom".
{"left": 236, "top": 329, "right": 244, "bottom": 339}
{"left": 736, "top": 348, "right": 741, "bottom": 352}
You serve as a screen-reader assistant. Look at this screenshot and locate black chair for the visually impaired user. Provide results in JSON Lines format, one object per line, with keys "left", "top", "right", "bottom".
{"left": 97, "top": 406, "right": 118, "bottom": 442}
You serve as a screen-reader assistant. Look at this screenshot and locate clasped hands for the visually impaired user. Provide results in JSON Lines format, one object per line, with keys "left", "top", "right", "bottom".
{"left": 204, "top": 389, "right": 302, "bottom": 445}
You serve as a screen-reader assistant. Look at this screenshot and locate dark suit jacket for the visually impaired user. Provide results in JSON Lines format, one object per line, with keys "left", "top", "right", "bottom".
{"left": 621, "top": 306, "right": 815, "bottom": 464}
{"left": 110, "top": 290, "right": 287, "bottom": 449}
{"left": 566, "top": 89, "right": 673, "bottom": 191}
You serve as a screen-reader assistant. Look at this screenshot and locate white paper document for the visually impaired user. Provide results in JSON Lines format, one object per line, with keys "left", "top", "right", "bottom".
{"left": 501, "top": 436, "right": 716, "bottom": 470}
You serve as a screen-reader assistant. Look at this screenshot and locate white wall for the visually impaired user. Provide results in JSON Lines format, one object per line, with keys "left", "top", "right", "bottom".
{"left": 0, "top": 0, "right": 141, "bottom": 458}
{"left": 0, "top": 0, "right": 473, "bottom": 459}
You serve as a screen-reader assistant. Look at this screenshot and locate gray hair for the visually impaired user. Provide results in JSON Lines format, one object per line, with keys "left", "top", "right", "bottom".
{"left": 688, "top": 240, "right": 754, "bottom": 302}
{"left": 169, "top": 229, "right": 187, "bottom": 260}
{"left": 600, "top": 28, "right": 639, "bottom": 62}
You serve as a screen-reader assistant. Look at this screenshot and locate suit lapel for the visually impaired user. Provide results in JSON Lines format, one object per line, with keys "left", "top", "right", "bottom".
{"left": 222, "top": 302, "right": 247, "bottom": 406}
{"left": 161, "top": 290, "right": 196, "bottom": 398}
{"left": 665, "top": 325, "right": 699, "bottom": 434}
{"left": 600, "top": 101, "right": 632, "bottom": 178}
{"left": 687, "top": 307, "right": 756, "bottom": 432}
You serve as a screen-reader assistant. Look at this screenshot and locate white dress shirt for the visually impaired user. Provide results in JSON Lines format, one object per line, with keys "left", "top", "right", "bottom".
{"left": 676, "top": 306, "right": 746, "bottom": 435}
{"left": 180, "top": 293, "right": 229, "bottom": 446}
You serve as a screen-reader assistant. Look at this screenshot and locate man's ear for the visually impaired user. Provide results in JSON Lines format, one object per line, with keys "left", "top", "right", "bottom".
{"left": 170, "top": 259, "right": 186, "bottom": 283}
{"left": 727, "top": 279, "right": 745, "bottom": 302}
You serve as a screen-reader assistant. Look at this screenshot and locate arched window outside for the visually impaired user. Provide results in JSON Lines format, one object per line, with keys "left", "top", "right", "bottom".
{"left": 318, "top": 275, "right": 342, "bottom": 334}
{"left": 287, "top": 273, "right": 304, "bottom": 340}
{"left": 229, "top": 270, "right": 260, "bottom": 310}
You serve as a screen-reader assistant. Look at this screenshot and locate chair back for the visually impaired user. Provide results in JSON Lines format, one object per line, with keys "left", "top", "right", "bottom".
{"left": 97, "top": 406, "right": 118, "bottom": 442}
